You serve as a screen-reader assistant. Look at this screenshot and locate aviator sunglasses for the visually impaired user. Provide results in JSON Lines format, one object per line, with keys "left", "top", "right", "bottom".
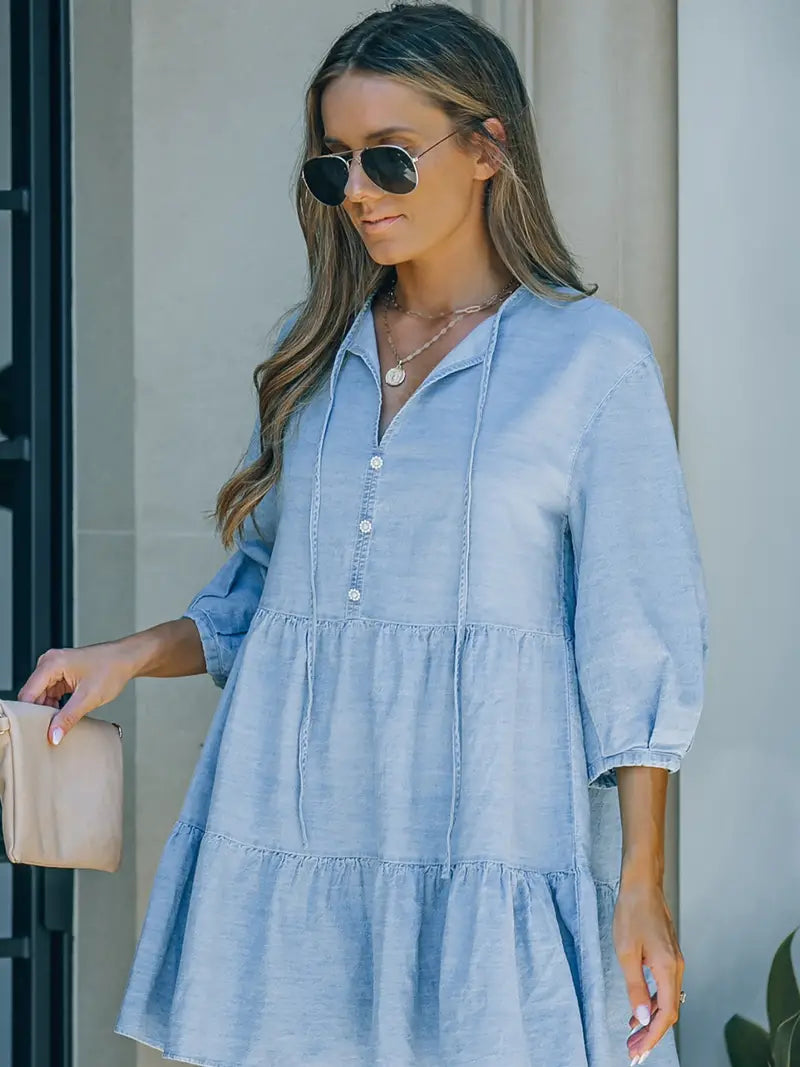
{"left": 301, "top": 127, "right": 463, "bottom": 206}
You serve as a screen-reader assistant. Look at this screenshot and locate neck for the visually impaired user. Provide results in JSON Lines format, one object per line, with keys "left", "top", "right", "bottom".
{"left": 388, "top": 240, "right": 516, "bottom": 317}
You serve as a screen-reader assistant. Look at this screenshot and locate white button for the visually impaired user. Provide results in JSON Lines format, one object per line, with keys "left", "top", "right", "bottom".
{"left": 359, "top": 519, "right": 372, "bottom": 534}
{"left": 369, "top": 455, "right": 383, "bottom": 470}
{"left": 347, "top": 588, "right": 361, "bottom": 602}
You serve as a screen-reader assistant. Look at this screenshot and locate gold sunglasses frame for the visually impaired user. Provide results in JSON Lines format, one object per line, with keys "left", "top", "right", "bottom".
{"left": 301, "top": 128, "right": 461, "bottom": 205}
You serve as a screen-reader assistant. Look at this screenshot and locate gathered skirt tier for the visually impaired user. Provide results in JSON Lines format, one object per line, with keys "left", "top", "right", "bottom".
{"left": 114, "top": 606, "right": 672, "bottom": 1066}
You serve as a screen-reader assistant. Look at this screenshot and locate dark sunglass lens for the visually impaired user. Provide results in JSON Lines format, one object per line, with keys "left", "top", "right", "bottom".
{"left": 302, "top": 156, "right": 348, "bottom": 205}
{"left": 362, "top": 146, "right": 417, "bottom": 194}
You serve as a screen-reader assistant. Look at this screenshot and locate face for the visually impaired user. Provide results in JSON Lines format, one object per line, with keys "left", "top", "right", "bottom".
{"left": 318, "top": 72, "right": 499, "bottom": 266}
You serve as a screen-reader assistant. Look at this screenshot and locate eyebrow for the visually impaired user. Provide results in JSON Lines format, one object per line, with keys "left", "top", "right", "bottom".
{"left": 322, "top": 126, "right": 418, "bottom": 148}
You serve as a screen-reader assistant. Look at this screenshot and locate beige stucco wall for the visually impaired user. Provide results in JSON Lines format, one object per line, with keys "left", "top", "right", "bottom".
{"left": 677, "top": 1, "right": 800, "bottom": 1063}
{"left": 71, "top": 2, "right": 136, "bottom": 1065}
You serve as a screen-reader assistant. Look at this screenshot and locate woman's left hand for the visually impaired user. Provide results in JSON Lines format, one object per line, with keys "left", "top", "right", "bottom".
{"left": 613, "top": 878, "right": 685, "bottom": 1064}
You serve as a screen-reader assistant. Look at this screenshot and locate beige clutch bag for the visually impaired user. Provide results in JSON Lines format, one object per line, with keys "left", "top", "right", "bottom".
{"left": 0, "top": 698, "right": 123, "bottom": 871}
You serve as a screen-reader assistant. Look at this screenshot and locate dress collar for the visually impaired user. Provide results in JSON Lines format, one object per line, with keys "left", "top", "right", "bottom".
{"left": 345, "top": 281, "right": 528, "bottom": 382}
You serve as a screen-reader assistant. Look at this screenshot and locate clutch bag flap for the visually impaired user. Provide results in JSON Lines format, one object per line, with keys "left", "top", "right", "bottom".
{"left": 0, "top": 698, "right": 123, "bottom": 871}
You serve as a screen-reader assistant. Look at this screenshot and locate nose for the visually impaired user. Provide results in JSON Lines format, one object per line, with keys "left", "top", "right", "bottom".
{"left": 343, "top": 151, "right": 380, "bottom": 202}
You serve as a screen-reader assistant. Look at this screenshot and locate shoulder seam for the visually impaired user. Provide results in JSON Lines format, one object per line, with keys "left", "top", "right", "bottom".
{"left": 564, "top": 350, "right": 654, "bottom": 508}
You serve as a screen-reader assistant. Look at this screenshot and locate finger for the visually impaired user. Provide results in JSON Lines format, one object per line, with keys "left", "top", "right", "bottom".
{"left": 34, "top": 685, "right": 65, "bottom": 710}
{"left": 619, "top": 951, "right": 653, "bottom": 1033}
{"left": 627, "top": 999, "right": 659, "bottom": 1060}
{"left": 633, "top": 956, "right": 680, "bottom": 1059}
{"left": 18, "top": 650, "right": 65, "bottom": 704}
{"left": 628, "top": 991, "right": 657, "bottom": 1029}
{"left": 18, "top": 667, "right": 56, "bottom": 705}
{"left": 48, "top": 687, "right": 93, "bottom": 745}
{"left": 627, "top": 1006, "right": 660, "bottom": 1062}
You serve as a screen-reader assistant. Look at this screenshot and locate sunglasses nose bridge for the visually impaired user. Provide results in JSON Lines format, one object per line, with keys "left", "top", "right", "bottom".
{"left": 342, "top": 149, "right": 380, "bottom": 199}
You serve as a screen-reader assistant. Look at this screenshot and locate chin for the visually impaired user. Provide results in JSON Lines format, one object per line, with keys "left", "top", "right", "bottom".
{"left": 365, "top": 246, "right": 406, "bottom": 266}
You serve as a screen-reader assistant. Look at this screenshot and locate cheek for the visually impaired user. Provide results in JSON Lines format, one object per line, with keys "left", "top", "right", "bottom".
{"left": 404, "top": 170, "right": 473, "bottom": 231}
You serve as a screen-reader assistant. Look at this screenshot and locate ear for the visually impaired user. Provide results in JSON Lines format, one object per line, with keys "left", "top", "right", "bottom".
{"left": 472, "top": 117, "right": 508, "bottom": 181}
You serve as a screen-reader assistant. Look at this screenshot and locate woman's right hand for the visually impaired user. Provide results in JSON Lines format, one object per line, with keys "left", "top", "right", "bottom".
{"left": 16, "top": 643, "right": 135, "bottom": 746}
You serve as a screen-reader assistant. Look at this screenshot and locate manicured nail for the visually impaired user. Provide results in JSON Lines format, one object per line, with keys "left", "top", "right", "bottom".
{"left": 630, "top": 1056, "right": 640, "bottom": 1066}
{"left": 635, "top": 1004, "right": 651, "bottom": 1026}
{"left": 639, "top": 1052, "right": 651, "bottom": 1063}
{"left": 51, "top": 726, "right": 63, "bottom": 745}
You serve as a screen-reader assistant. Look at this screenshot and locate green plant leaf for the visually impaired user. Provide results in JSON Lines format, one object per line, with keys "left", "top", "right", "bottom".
{"left": 768, "top": 928, "right": 800, "bottom": 1039}
{"left": 725, "top": 1014, "right": 772, "bottom": 1067}
{"left": 771, "top": 1009, "right": 800, "bottom": 1067}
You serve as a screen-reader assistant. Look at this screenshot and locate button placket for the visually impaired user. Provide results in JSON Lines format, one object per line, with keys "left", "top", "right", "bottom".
{"left": 345, "top": 452, "right": 383, "bottom": 617}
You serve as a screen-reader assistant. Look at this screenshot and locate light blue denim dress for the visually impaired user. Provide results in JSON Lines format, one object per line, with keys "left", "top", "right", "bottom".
{"left": 114, "top": 281, "right": 709, "bottom": 1067}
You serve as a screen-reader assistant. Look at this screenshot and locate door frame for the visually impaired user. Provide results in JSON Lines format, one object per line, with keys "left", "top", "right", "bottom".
{"left": 0, "top": 1, "right": 74, "bottom": 1065}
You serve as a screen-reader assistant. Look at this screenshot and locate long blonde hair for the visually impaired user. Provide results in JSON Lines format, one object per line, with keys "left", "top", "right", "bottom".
{"left": 215, "top": 1, "right": 597, "bottom": 550}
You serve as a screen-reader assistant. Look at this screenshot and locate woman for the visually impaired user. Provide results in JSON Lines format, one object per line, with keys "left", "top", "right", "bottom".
{"left": 20, "top": 4, "right": 708, "bottom": 1065}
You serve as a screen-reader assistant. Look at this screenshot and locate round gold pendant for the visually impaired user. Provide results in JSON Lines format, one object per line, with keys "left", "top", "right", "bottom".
{"left": 385, "top": 364, "right": 406, "bottom": 386}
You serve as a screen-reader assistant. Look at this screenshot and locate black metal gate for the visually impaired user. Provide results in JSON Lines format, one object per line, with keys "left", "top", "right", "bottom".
{"left": 0, "top": 0, "right": 73, "bottom": 1064}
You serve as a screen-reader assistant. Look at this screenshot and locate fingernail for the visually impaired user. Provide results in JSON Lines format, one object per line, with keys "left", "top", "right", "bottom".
{"left": 630, "top": 1057, "right": 640, "bottom": 1066}
{"left": 639, "top": 1052, "right": 651, "bottom": 1063}
{"left": 51, "top": 726, "right": 63, "bottom": 745}
{"left": 635, "top": 1004, "right": 651, "bottom": 1026}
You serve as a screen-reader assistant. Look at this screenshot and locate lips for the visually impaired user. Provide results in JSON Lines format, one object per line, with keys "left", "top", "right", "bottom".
{"left": 361, "top": 214, "right": 403, "bottom": 232}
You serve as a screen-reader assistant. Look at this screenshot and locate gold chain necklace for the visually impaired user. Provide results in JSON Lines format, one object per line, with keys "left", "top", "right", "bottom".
{"left": 380, "top": 276, "right": 518, "bottom": 387}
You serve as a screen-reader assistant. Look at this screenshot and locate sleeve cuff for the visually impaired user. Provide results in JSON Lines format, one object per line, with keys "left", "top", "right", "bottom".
{"left": 183, "top": 608, "right": 226, "bottom": 689}
{"left": 587, "top": 747, "right": 682, "bottom": 788}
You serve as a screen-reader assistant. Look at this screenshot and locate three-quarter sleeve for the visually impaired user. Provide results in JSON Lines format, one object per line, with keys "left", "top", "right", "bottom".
{"left": 183, "top": 310, "right": 299, "bottom": 688}
{"left": 183, "top": 413, "right": 277, "bottom": 688}
{"left": 566, "top": 350, "right": 710, "bottom": 788}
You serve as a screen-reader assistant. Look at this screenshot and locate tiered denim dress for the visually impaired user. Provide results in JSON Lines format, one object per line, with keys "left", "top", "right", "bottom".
{"left": 114, "top": 281, "right": 709, "bottom": 1067}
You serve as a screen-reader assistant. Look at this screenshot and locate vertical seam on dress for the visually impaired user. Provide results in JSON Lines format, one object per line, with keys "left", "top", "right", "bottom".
{"left": 442, "top": 290, "right": 520, "bottom": 880}
{"left": 298, "top": 375, "right": 331, "bottom": 848}
{"left": 297, "top": 294, "right": 375, "bottom": 850}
